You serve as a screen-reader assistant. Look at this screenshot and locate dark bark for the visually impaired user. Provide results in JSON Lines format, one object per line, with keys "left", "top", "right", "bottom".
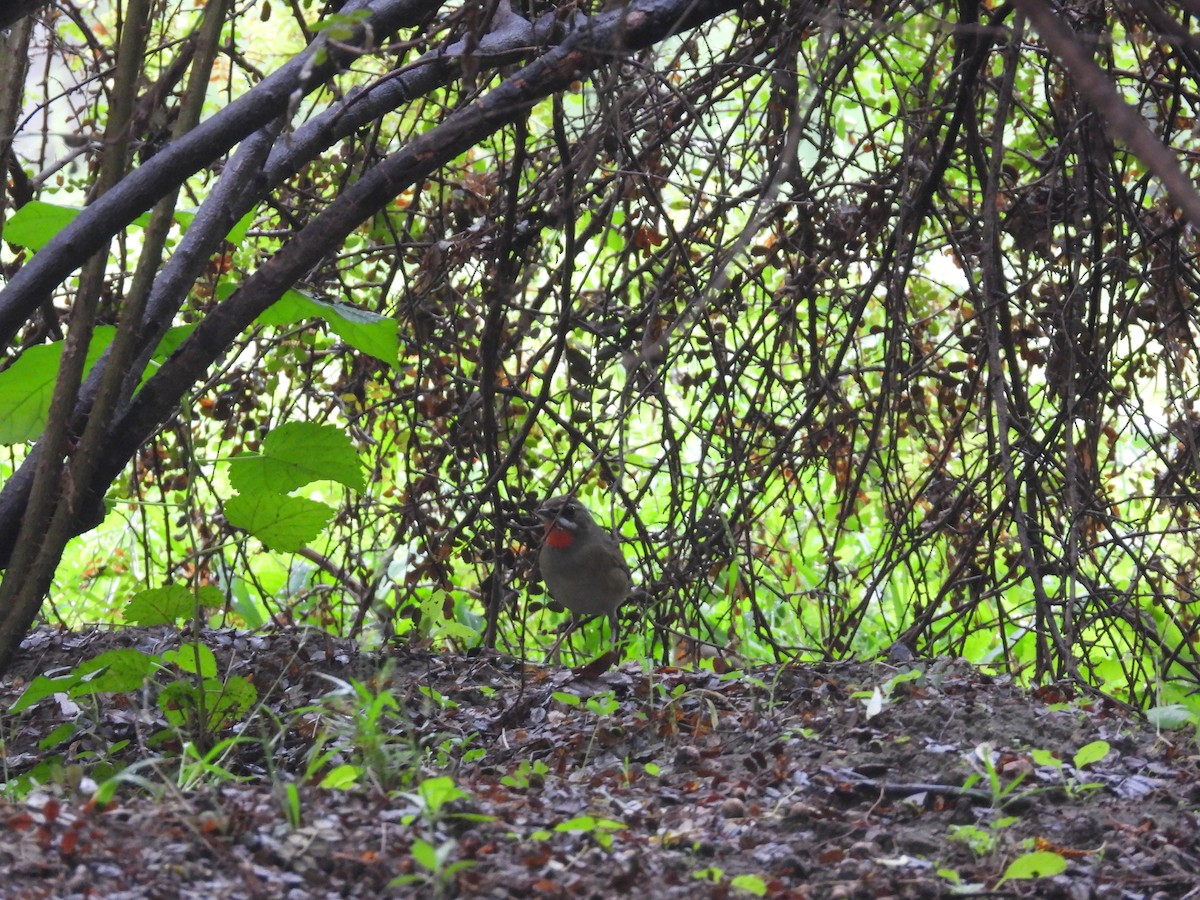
{"left": 0, "top": 0, "right": 51, "bottom": 30}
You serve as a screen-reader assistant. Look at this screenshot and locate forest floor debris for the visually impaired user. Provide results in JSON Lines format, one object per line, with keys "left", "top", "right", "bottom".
{"left": 3, "top": 626, "right": 1199, "bottom": 897}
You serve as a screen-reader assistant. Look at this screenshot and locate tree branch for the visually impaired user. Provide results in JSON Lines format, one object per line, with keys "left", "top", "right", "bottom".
{"left": 1014, "top": 0, "right": 1200, "bottom": 228}
{"left": 0, "top": 0, "right": 441, "bottom": 348}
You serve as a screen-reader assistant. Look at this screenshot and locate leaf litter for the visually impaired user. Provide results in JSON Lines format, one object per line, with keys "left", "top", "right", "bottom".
{"left": 2, "top": 626, "right": 1200, "bottom": 897}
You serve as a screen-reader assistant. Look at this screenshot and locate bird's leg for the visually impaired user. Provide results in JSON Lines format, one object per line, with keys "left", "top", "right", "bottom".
{"left": 543, "top": 614, "right": 581, "bottom": 663}
{"left": 608, "top": 610, "right": 621, "bottom": 657}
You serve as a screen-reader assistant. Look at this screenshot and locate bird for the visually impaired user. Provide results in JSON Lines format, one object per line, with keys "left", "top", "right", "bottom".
{"left": 536, "top": 495, "right": 631, "bottom": 661}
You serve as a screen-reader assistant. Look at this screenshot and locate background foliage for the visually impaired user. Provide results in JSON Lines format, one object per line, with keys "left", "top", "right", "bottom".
{"left": 4, "top": 0, "right": 1200, "bottom": 710}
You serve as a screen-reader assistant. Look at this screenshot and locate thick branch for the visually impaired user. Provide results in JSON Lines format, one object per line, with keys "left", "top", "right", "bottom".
{"left": 0, "top": 0, "right": 51, "bottom": 30}
{"left": 0, "top": 0, "right": 441, "bottom": 348}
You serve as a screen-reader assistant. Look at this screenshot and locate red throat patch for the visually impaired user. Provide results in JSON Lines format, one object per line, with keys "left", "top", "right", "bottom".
{"left": 544, "top": 523, "right": 575, "bottom": 549}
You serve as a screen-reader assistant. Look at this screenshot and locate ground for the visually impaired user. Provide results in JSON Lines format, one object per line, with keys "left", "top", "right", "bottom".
{"left": 2, "top": 626, "right": 1200, "bottom": 898}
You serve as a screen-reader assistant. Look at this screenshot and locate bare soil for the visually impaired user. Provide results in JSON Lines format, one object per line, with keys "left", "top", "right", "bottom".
{"left": 3, "top": 626, "right": 1200, "bottom": 898}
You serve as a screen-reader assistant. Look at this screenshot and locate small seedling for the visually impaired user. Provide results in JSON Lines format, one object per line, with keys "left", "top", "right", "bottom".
{"left": 501, "top": 759, "right": 549, "bottom": 790}
{"left": 530, "top": 815, "right": 625, "bottom": 850}
{"left": 947, "top": 822, "right": 1001, "bottom": 857}
{"left": 1030, "top": 739, "right": 1109, "bottom": 798}
{"left": 693, "top": 867, "right": 768, "bottom": 896}
{"left": 963, "top": 743, "right": 1035, "bottom": 809}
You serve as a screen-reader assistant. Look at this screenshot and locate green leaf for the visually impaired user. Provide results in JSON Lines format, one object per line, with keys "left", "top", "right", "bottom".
{"left": 4, "top": 201, "right": 201, "bottom": 251}
{"left": 935, "top": 867, "right": 963, "bottom": 885}
{"left": 157, "top": 680, "right": 201, "bottom": 727}
{"left": 432, "top": 621, "right": 479, "bottom": 642}
{"left": 310, "top": 8, "right": 372, "bottom": 42}
{"left": 0, "top": 319, "right": 194, "bottom": 441}
{"left": 228, "top": 422, "right": 365, "bottom": 494}
{"left": 319, "top": 764, "right": 363, "bottom": 789}
{"left": 225, "top": 492, "right": 334, "bottom": 552}
{"left": 882, "top": 668, "right": 922, "bottom": 692}
{"left": 10, "top": 672, "right": 84, "bottom": 712}
{"left": 410, "top": 838, "right": 438, "bottom": 871}
{"left": 418, "top": 776, "right": 468, "bottom": 812}
{"left": 1146, "top": 704, "right": 1196, "bottom": 730}
{"left": 226, "top": 208, "right": 255, "bottom": 246}
{"left": 0, "top": 327, "right": 115, "bottom": 444}
{"left": 70, "top": 649, "right": 157, "bottom": 695}
{"left": 228, "top": 575, "right": 264, "bottom": 628}
{"left": 996, "top": 851, "right": 1067, "bottom": 885}
{"left": 282, "top": 782, "right": 302, "bottom": 827}
{"left": 1072, "top": 740, "right": 1109, "bottom": 769}
{"left": 730, "top": 874, "right": 767, "bottom": 896}
{"left": 157, "top": 675, "right": 256, "bottom": 730}
{"left": 38, "top": 722, "right": 78, "bottom": 750}
{"left": 1030, "top": 748, "right": 1061, "bottom": 770}
{"left": 418, "top": 685, "right": 458, "bottom": 708}
{"left": 554, "top": 816, "right": 624, "bottom": 833}
{"left": 124, "top": 584, "right": 223, "bottom": 625}
{"left": 161, "top": 642, "right": 218, "bottom": 677}
{"left": 208, "top": 677, "right": 257, "bottom": 729}
{"left": 4, "top": 201, "right": 83, "bottom": 249}
{"left": 255, "top": 287, "right": 399, "bottom": 366}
